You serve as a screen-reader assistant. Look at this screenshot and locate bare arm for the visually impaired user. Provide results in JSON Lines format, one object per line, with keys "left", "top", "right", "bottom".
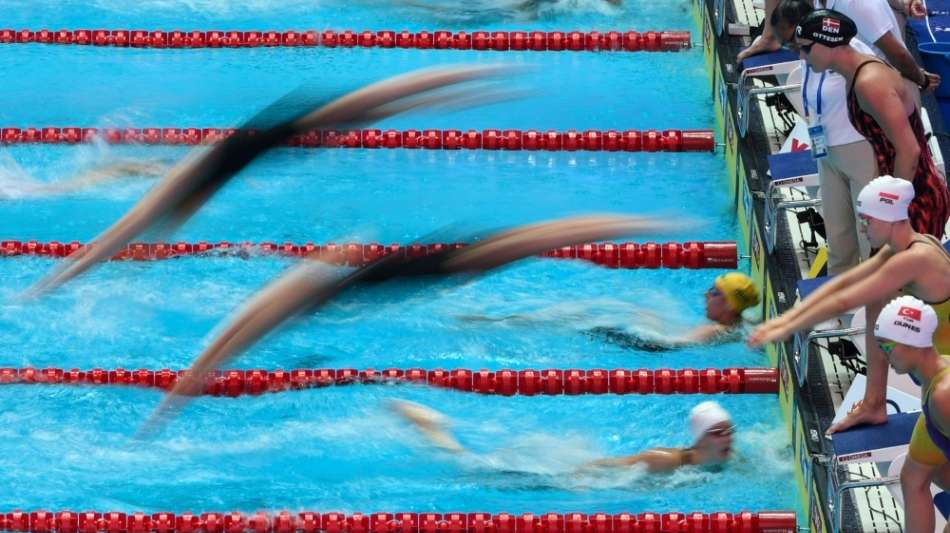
{"left": 779, "top": 255, "right": 917, "bottom": 333}
{"left": 856, "top": 70, "right": 921, "bottom": 180}
{"left": 684, "top": 324, "right": 734, "bottom": 344}
{"left": 750, "top": 249, "right": 914, "bottom": 346}
{"left": 584, "top": 448, "right": 686, "bottom": 473}
{"left": 771, "top": 248, "right": 892, "bottom": 325}
{"left": 875, "top": 33, "right": 931, "bottom": 89}
{"left": 737, "top": 0, "right": 780, "bottom": 62}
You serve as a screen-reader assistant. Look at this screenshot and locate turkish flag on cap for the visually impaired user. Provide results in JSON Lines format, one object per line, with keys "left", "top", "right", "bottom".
{"left": 898, "top": 306, "right": 922, "bottom": 321}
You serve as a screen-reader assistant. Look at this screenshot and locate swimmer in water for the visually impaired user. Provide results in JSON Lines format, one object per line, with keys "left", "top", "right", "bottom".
{"left": 136, "top": 214, "right": 678, "bottom": 438}
{"left": 462, "top": 272, "right": 760, "bottom": 351}
{"left": 392, "top": 399, "right": 734, "bottom": 473}
{"left": 25, "top": 64, "right": 520, "bottom": 299}
{"left": 0, "top": 159, "right": 168, "bottom": 199}
{"left": 871, "top": 296, "right": 950, "bottom": 533}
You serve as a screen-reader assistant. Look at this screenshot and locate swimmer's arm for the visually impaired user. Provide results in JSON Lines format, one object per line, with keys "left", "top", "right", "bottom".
{"left": 772, "top": 248, "right": 916, "bottom": 335}
{"left": 771, "top": 247, "right": 894, "bottom": 324}
{"left": 582, "top": 448, "right": 684, "bottom": 473}
{"left": 929, "top": 383, "right": 950, "bottom": 439}
{"left": 682, "top": 324, "right": 732, "bottom": 344}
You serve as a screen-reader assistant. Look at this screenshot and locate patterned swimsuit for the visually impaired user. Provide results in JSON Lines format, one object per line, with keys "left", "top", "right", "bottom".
{"left": 847, "top": 60, "right": 950, "bottom": 238}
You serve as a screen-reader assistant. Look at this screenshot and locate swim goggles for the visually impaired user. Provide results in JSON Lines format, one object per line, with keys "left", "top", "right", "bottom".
{"left": 706, "top": 425, "right": 736, "bottom": 437}
{"left": 877, "top": 339, "right": 897, "bottom": 355}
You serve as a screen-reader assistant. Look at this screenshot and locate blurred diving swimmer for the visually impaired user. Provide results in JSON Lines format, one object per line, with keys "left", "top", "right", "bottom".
{"left": 137, "top": 213, "right": 680, "bottom": 438}
{"left": 24, "top": 64, "right": 523, "bottom": 299}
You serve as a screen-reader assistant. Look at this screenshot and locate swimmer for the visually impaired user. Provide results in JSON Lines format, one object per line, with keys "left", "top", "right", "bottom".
{"left": 136, "top": 214, "right": 676, "bottom": 438}
{"left": 392, "top": 399, "right": 734, "bottom": 473}
{"left": 25, "top": 64, "right": 520, "bottom": 299}
{"left": 871, "top": 297, "right": 950, "bottom": 533}
{"left": 462, "top": 272, "right": 760, "bottom": 351}
{"left": 0, "top": 159, "right": 168, "bottom": 199}
{"left": 749, "top": 176, "right": 950, "bottom": 434}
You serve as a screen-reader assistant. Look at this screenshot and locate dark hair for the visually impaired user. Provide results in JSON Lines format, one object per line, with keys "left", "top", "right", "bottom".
{"left": 770, "top": 0, "right": 814, "bottom": 28}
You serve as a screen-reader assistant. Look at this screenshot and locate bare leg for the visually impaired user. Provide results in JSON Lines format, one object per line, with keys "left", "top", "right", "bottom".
{"left": 931, "top": 462, "right": 950, "bottom": 491}
{"left": 901, "top": 456, "right": 939, "bottom": 533}
{"left": 390, "top": 400, "right": 466, "bottom": 453}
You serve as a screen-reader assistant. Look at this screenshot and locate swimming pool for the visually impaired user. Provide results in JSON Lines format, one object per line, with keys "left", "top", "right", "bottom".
{"left": 0, "top": 0, "right": 799, "bottom": 523}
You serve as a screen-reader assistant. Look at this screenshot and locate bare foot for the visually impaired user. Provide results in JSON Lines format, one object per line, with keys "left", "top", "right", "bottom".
{"left": 390, "top": 400, "right": 465, "bottom": 453}
{"left": 737, "top": 34, "right": 781, "bottom": 62}
{"left": 826, "top": 400, "right": 889, "bottom": 434}
{"left": 390, "top": 399, "right": 449, "bottom": 429}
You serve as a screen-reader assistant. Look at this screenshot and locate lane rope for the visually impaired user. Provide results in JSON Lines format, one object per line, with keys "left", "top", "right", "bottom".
{"left": 0, "top": 29, "right": 691, "bottom": 52}
{"left": 0, "top": 511, "right": 798, "bottom": 533}
{"left": 0, "top": 128, "right": 716, "bottom": 152}
{"left": 0, "top": 510, "right": 797, "bottom": 533}
{"left": 0, "top": 367, "right": 780, "bottom": 396}
{"left": 0, "top": 240, "right": 738, "bottom": 269}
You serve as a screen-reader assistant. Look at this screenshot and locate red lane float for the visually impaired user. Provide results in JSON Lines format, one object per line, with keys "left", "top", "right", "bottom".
{"left": 0, "top": 240, "right": 738, "bottom": 269}
{"left": 0, "top": 511, "right": 797, "bottom": 533}
{"left": 0, "top": 127, "right": 715, "bottom": 152}
{"left": 0, "top": 511, "right": 796, "bottom": 533}
{"left": 0, "top": 367, "right": 779, "bottom": 396}
{"left": 0, "top": 28, "right": 691, "bottom": 51}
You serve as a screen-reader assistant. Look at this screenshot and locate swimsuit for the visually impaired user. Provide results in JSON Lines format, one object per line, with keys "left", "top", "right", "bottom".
{"left": 586, "top": 325, "right": 742, "bottom": 351}
{"left": 847, "top": 60, "right": 950, "bottom": 239}
{"left": 909, "top": 362, "right": 950, "bottom": 465}
{"left": 586, "top": 327, "right": 674, "bottom": 352}
{"left": 902, "top": 235, "right": 950, "bottom": 354}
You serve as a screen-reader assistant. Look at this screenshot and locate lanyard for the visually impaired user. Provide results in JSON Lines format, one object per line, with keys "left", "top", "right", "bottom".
{"left": 802, "top": 67, "right": 827, "bottom": 119}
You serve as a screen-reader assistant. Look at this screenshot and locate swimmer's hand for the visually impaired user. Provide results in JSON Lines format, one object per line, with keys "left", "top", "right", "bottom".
{"left": 921, "top": 70, "right": 942, "bottom": 95}
{"left": 906, "top": 0, "right": 927, "bottom": 19}
{"left": 736, "top": 34, "right": 781, "bottom": 62}
{"left": 747, "top": 318, "right": 792, "bottom": 347}
{"left": 390, "top": 400, "right": 466, "bottom": 453}
{"left": 825, "top": 399, "right": 889, "bottom": 435}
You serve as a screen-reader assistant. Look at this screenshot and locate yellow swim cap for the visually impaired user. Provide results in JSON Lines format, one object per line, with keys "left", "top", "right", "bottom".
{"left": 714, "top": 272, "right": 759, "bottom": 313}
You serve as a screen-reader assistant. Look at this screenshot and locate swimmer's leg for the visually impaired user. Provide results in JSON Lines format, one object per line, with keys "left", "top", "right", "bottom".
{"left": 34, "top": 159, "right": 171, "bottom": 196}
{"left": 390, "top": 400, "right": 466, "bottom": 453}
{"left": 455, "top": 313, "right": 529, "bottom": 324}
{"left": 585, "top": 327, "right": 673, "bottom": 352}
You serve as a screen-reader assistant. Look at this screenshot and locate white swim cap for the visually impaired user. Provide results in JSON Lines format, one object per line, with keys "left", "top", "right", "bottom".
{"left": 689, "top": 401, "right": 732, "bottom": 440}
{"left": 875, "top": 295, "right": 938, "bottom": 348}
{"left": 856, "top": 175, "right": 914, "bottom": 222}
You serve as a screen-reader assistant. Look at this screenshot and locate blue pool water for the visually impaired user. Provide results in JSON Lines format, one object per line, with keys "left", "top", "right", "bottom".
{"left": 0, "top": 0, "right": 799, "bottom": 521}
